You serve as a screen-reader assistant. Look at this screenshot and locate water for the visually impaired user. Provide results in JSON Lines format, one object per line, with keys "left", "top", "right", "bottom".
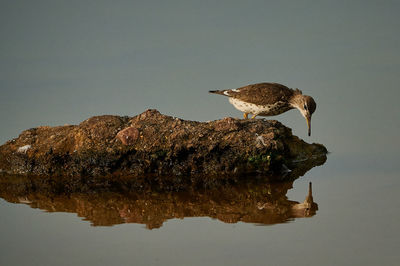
{"left": 1, "top": 1, "right": 400, "bottom": 265}
{"left": 1, "top": 155, "right": 398, "bottom": 266}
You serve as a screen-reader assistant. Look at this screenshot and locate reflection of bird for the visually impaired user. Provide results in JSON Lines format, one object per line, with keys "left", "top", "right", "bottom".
{"left": 209, "top": 82, "right": 317, "bottom": 136}
{"left": 292, "top": 182, "right": 318, "bottom": 216}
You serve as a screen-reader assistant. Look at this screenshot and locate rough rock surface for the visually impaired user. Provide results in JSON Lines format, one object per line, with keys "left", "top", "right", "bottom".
{"left": 0, "top": 109, "right": 327, "bottom": 186}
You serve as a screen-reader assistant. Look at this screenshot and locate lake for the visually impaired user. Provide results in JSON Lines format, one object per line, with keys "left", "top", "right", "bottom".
{"left": 1, "top": 153, "right": 398, "bottom": 265}
{"left": 1, "top": 1, "right": 399, "bottom": 265}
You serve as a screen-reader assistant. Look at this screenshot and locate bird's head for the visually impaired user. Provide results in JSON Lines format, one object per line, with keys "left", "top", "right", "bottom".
{"left": 301, "top": 96, "right": 316, "bottom": 136}
{"left": 292, "top": 95, "right": 316, "bottom": 136}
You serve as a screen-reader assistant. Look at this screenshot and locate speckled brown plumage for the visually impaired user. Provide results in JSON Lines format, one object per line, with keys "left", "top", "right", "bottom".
{"left": 235, "top": 83, "right": 297, "bottom": 105}
{"left": 209, "top": 82, "right": 302, "bottom": 106}
{"left": 209, "top": 82, "right": 317, "bottom": 136}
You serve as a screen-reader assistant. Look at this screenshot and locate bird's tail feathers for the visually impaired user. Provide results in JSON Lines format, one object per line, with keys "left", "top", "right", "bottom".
{"left": 209, "top": 90, "right": 228, "bottom": 96}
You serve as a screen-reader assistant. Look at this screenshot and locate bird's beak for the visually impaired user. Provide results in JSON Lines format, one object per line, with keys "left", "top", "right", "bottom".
{"left": 306, "top": 114, "right": 311, "bottom": 136}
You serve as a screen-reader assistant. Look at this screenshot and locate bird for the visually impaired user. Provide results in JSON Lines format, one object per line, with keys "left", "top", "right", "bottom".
{"left": 209, "top": 82, "right": 316, "bottom": 136}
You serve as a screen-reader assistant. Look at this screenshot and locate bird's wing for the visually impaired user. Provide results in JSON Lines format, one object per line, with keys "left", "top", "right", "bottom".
{"left": 227, "top": 83, "right": 298, "bottom": 106}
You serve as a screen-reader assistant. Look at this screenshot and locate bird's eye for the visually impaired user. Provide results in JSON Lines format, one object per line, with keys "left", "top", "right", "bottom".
{"left": 303, "top": 104, "right": 307, "bottom": 110}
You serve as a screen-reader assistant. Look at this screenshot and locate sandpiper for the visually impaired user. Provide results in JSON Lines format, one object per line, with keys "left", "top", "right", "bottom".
{"left": 209, "top": 82, "right": 316, "bottom": 136}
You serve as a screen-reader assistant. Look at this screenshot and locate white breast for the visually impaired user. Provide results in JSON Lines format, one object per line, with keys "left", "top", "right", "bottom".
{"left": 228, "top": 98, "right": 289, "bottom": 116}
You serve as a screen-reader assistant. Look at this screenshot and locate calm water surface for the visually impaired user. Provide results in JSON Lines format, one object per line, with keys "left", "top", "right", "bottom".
{"left": 1, "top": 1, "right": 400, "bottom": 265}
{"left": 0, "top": 153, "right": 399, "bottom": 266}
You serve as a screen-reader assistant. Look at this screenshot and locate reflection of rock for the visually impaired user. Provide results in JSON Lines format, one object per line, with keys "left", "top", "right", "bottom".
{"left": 0, "top": 175, "right": 318, "bottom": 229}
{"left": 0, "top": 109, "right": 326, "bottom": 184}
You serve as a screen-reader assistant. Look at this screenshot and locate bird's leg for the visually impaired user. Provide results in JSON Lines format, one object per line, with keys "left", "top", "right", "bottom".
{"left": 251, "top": 114, "right": 257, "bottom": 119}
{"left": 243, "top": 113, "right": 248, "bottom": 119}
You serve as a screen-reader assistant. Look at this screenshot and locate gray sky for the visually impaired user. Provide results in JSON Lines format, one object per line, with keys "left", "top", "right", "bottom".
{"left": 1, "top": 0, "right": 399, "bottom": 156}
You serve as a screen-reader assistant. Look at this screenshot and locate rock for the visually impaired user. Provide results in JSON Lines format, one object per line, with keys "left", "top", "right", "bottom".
{"left": 116, "top": 127, "right": 139, "bottom": 145}
{"left": 17, "top": 144, "right": 31, "bottom": 154}
{"left": 0, "top": 109, "right": 327, "bottom": 186}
